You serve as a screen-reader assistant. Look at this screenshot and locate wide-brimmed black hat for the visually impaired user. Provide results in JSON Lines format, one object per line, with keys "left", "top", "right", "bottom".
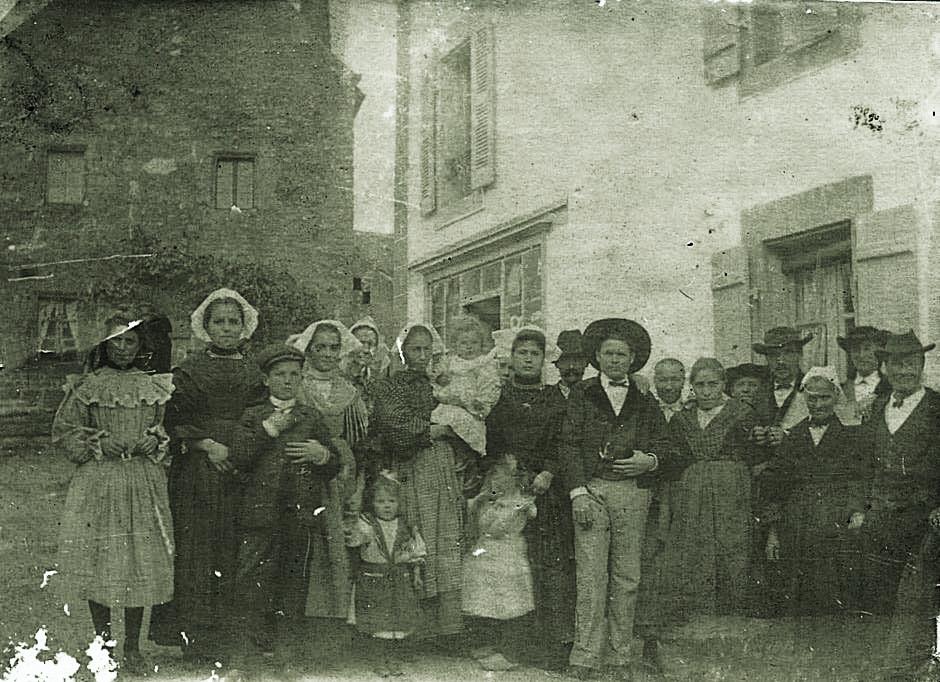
{"left": 726, "top": 363, "right": 769, "bottom": 388}
{"left": 554, "top": 329, "right": 585, "bottom": 363}
{"left": 752, "top": 327, "right": 814, "bottom": 355}
{"left": 876, "top": 330, "right": 935, "bottom": 358}
{"left": 256, "top": 344, "right": 306, "bottom": 372}
{"left": 837, "top": 326, "right": 889, "bottom": 352}
{"left": 583, "top": 318, "right": 651, "bottom": 373}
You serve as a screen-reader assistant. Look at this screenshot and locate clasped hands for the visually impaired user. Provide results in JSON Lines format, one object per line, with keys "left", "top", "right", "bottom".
{"left": 99, "top": 434, "right": 159, "bottom": 460}
{"left": 197, "top": 437, "right": 331, "bottom": 473}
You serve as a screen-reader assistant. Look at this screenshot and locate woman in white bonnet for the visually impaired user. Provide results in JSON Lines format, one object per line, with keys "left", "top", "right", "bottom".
{"left": 761, "top": 366, "right": 872, "bottom": 617}
{"left": 148, "top": 288, "right": 265, "bottom": 662}
{"left": 287, "top": 319, "right": 369, "bottom": 621}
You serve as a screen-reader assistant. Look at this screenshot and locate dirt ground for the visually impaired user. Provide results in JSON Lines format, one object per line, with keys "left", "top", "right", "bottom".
{"left": 0, "top": 452, "right": 907, "bottom": 681}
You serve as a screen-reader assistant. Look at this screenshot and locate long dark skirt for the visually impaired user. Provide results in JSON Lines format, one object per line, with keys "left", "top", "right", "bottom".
{"left": 149, "top": 451, "right": 241, "bottom": 656}
{"left": 524, "top": 480, "right": 575, "bottom": 646}
{"left": 778, "top": 476, "right": 865, "bottom": 615}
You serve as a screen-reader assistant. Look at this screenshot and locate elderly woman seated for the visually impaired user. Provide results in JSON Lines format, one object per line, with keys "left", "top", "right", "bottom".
{"left": 761, "top": 367, "right": 875, "bottom": 617}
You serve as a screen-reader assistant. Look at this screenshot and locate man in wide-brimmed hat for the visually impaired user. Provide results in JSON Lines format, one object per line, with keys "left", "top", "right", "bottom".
{"left": 753, "top": 326, "right": 814, "bottom": 434}
{"left": 559, "top": 318, "right": 687, "bottom": 678}
{"left": 553, "top": 329, "right": 589, "bottom": 399}
{"left": 835, "top": 326, "right": 891, "bottom": 425}
{"left": 860, "top": 330, "right": 940, "bottom": 677}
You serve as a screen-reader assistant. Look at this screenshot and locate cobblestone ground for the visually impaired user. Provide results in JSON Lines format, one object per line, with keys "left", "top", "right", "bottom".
{"left": 0, "top": 452, "right": 901, "bottom": 681}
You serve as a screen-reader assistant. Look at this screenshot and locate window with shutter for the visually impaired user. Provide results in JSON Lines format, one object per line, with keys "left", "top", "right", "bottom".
{"left": 215, "top": 155, "right": 255, "bottom": 209}
{"left": 702, "top": 2, "right": 859, "bottom": 95}
{"left": 420, "top": 19, "right": 497, "bottom": 218}
{"left": 46, "top": 149, "right": 85, "bottom": 205}
{"left": 437, "top": 42, "right": 473, "bottom": 209}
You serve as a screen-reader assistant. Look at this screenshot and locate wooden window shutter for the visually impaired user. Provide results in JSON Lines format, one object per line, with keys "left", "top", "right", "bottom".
{"left": 419, "top": 59, "right": 438, "bottom": 216}
{"left": 236, "top": 159, "right": 254, "bottom": 209}
{"left": 852, "top": 204, "right": 919, "bottom": 331}
{"left": 46, "top": 152, "right": 68, "bottom": 204}
{"left": 781, "top": 2, "right": 840, "bottom": 52}
{"left": 469, "top": 21, "right": 496, "bottom": 190}
{"left": 216, "top": 159, "right": 234, "bottom": 209}
{"left": 702, "top": 5, "right": 741, "bottom": 85}
{"left": 64, "top": 154, "right": 84, "bottom": 203}
{"left": 711, "top": 246, "right": 752, "bottom": 366}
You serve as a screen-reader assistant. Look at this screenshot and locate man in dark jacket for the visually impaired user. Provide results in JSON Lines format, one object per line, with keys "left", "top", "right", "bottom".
{"left": 560, "top": 318, "right": 684, "bottom": 678}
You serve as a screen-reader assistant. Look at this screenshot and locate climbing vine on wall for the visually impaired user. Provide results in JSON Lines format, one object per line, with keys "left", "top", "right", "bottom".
{"left": 93, "top": 236, "right": 322, "bottom": 345}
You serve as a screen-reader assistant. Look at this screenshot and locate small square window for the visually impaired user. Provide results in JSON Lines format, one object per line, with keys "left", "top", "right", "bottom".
{"left": 215, "top": 155, "right": 255, "bottom": 209}
{"left": 46, "top": 149, "right": 85, "bottom": 205}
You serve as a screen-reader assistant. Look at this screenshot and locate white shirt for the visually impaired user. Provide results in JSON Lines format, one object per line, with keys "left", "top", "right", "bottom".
{"left": 853, "top": 371, "right": 881, "bottom": 404}
{"left": 601, "top": 374, "right": 629, "bottom": 416}
{"left": 773, "top": 382, "right": 795, "bottom": 408}
{"left": 269, "top": 396, "right": 296, "bottom": 412}
{"left": 557, "top": 383, "right": 571, "bottom": 399}
{"left": 263, "top": 396, "right": 296, "bottom": 437}
{"left": 697, "top": 402, "right": 725, "bottom": 429}
{"left": 884, "top": 386, "right": 926, "bottom": 435}
{"left": 808, "top": 422, "right": 829, "bottom": 447}
{"left": 659, "top": 400, "right": 683, "bottom": 422}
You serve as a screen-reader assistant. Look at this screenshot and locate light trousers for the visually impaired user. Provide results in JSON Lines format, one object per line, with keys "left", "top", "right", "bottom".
{"left": 570, "top": 478, "right": 651, "bottom": 669}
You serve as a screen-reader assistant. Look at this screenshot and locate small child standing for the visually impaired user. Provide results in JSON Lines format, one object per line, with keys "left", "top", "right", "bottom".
{"left": 232, "top": 345, "right": 340, "bottom": 658}
{"left": 462, "top": 455, "right": 538, "bottom": 671}
{"left": 346, "top": 472, "right": 427, "bottom": 677}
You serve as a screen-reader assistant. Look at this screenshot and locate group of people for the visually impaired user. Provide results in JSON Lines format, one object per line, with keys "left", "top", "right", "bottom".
{"left": 51, "top": 286, "right": 940, "bottom": 680}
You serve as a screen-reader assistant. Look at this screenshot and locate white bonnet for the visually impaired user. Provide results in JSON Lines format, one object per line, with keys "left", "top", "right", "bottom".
{"left": 190, "top": 288, "right": 259, "bottom": 344}
{"left": 287, "top": 319, "right": 363, "bottom": 357}
{"left": 800, "top": 365, "right": 844, "bottom": 402}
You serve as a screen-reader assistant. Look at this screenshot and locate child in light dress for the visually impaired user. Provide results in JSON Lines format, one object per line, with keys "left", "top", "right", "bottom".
{"left": 462, "top": 455, "right": 537, "bottom": 671}
{"left": 430, "top": 315, "right": 502, "bottom": 458}
{"left": 346, "top": 472, "right": 427, "bottom": 677}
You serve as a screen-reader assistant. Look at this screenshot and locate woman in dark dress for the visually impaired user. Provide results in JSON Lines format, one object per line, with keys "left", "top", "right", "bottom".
{"left": 653, "top": 357, "right": 760, "bottom": 620}
{"left": 484, "top": 327, "right": 574, "bottom": 670}
{"left": 762, "top": 366, "right": 872, "bottom": 616}
{"left": 149, "top": 288, "right": 264, "bottom": 661}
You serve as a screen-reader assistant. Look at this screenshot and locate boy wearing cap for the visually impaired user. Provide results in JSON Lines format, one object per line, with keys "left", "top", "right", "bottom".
{"left": 233, "top": 344, "right": 340, "bottom": 657}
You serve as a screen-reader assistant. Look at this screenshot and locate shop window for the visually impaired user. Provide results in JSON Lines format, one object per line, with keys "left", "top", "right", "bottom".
{"left": 427, "top": 245, "right": 543, "bottom": 343}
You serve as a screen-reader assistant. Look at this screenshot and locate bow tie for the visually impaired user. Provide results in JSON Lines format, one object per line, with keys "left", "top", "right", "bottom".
{"left": 892, "top": 395, "right": 905, "bottom": 408}
{"left": 775, "top": 383, "right": 793, "bottom": 391}
{"left": 609, "top": 380, "right": 628, "bottom": 388}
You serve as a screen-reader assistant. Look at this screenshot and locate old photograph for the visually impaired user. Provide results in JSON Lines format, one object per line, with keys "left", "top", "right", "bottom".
{"left": 1, "top": 0, "right": 939, "bottom": 680}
